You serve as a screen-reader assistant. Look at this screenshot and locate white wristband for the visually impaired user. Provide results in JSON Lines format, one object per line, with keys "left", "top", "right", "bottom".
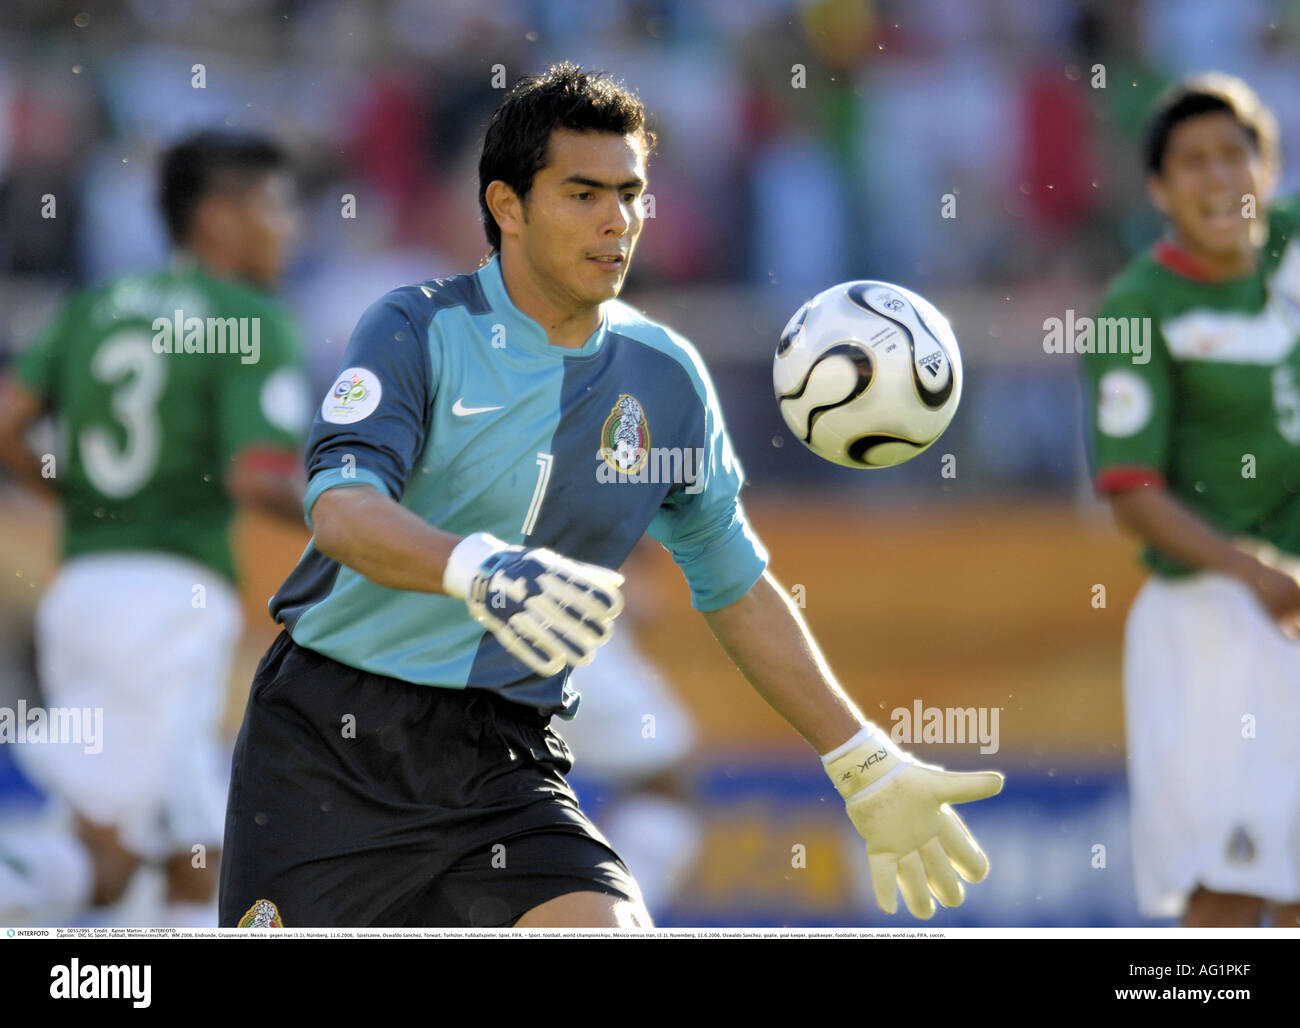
{"left": 442, "top": 532, "right": 509, "bottom": 599}
{"left": 820, "top": 723, "right": 884, "bottom": 765}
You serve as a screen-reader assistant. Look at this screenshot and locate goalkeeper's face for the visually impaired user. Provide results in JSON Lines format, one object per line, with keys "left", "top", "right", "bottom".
{"left": 514, "top": 128, "right": 648, "bottom": 310}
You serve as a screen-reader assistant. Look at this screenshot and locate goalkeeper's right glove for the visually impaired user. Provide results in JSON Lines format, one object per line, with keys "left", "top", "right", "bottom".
{"left": 442, "top": 532, "right": 625, "bottom": 678}
{"left": 823, "top": 724, "right": 1003, "bottom": 919}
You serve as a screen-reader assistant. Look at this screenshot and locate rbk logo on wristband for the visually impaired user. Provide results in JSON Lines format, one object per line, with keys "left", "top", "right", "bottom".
{"left": 856, "top": 747, "right": 889, "bottom": 773}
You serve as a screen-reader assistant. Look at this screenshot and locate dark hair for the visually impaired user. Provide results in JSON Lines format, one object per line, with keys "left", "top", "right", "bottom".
{"left": 159, "top": 130, "right": 288, "bottom": 244}
{"left": 478, "top": 63, "right": 656, "bottom": 252}
{"left": 1143, "top": 73, "right": 1278, "bottom": 175}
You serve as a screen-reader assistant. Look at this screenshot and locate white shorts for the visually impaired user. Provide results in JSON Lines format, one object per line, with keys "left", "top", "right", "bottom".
{"left": 558, "top": 627, "right": 695, "bottom": 783}
{"left": 17, "top": 552, "right": 241, "bottom": 862}
{"left": 1124, "top": 572, "right": 1300, "bottom": 916}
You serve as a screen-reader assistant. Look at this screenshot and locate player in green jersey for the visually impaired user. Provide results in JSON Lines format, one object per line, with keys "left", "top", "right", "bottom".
{"left": 0, "top": 131, "right": 309, "bottom": 926}
{"left": 1082, "top": 74, "right": 1300, "bottom": 927}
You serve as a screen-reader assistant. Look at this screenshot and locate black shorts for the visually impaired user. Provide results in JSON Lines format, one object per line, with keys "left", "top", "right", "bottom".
{"left": 219, "top": 631, "right": 642, "bottom": 928}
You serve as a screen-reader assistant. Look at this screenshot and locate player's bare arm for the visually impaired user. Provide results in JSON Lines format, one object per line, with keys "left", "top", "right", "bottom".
{"left": 703, "top": 566, "right": 1003, "bottom": 918}
{"left": 1109, "top": 479, "right": 1300, "bottom": 632}
{"left": 701, "top": 568, "right": 863, "bottom": 752}
{"left": 0, "top": 377, "right": 57, "bottom": 504}
{"left": 225, "top": 446, "right": 308, "bottom": 525}
{"left": 310, "top": 484, "right": 460, "bottom": 593}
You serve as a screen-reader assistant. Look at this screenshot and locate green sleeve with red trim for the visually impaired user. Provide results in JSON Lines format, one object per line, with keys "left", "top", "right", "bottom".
{"left": 217, "top": 299, "right": 310, "bottom": 465}
{"left": 1080, "top": 281, "right": 1172, "bottom": 492}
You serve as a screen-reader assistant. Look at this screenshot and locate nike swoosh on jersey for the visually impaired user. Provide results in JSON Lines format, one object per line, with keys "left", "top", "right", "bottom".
{"left": 452, "top": 398, "right": 505, "bottom": 416}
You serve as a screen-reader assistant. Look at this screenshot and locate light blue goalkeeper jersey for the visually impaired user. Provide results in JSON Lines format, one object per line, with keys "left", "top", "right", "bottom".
{"left": 270, "top": 254, "right": 767, "bottom": 715}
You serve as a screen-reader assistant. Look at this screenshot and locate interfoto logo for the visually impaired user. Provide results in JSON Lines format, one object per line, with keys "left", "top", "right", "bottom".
{"left": 50, "top": 960, "right": 150, "bottom": 1008}
{"left": 151, "top": 309, "right": 261, "bottom": 364}
{"left": 1043, "top": 309, "right": 1151, "bottom": 365}
{"left": 0, "top": 701, "right": 102, "bottom": 754}
{"left": 890, "top": 700, "right": 1000, "bottom": 754}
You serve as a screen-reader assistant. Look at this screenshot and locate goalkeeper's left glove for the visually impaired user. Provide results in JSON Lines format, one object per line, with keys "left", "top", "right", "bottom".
{"left": 823, "top": 724, "right": 1003, "bottom": 919}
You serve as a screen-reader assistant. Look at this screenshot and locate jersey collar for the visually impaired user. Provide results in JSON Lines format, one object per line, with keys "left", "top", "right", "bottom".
{"left": 1151, "top": 239, "right": 1255, "bottom": 285}
{"left": 476, "top": 253, "right": 608, "bottom": 358}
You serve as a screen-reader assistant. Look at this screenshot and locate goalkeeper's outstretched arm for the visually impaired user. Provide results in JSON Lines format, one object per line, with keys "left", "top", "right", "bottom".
{"left": 702, "top": 569, "right": 1004, "bottom": 918}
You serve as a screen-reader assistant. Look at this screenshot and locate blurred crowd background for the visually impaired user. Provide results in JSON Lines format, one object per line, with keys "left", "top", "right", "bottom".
{"left": 4, "top": 0, "right": 1299, "bottom": 493}
{"left": 1, "top": 0, "right": 1297, "bottom": 926}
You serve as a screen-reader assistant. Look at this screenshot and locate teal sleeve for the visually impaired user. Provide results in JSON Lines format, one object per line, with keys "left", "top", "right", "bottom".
{"left": 647, "top": 368, "right": 768, "bottom": 611}
{"left": 303, "top": 467, "right": 393, "bottom": 530}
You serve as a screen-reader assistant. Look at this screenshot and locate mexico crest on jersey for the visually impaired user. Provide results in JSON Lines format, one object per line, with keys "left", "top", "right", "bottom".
{"left": 237, "top": 899, "right": 284, "bottom": 928}
{"left": 599, "top": 393, "right": 650, "bottom": 475}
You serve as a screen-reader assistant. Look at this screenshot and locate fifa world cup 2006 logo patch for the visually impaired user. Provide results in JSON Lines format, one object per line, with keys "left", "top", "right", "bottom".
{"left": 237, "top": 899, "right": 284, "bottom": 927}
{"left": 321, "top": 366, "right": 382, "bottom": 425}
{"left": 599, "top": 394, "right": 650, "bottom": 475}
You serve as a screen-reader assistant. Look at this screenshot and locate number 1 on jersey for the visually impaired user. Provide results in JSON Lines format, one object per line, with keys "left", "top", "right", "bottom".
{"left": 521, "top": 452, "right": 553, "bottom": 537}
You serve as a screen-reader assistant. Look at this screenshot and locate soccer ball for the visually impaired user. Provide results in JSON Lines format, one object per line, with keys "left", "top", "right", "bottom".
{"left": 773, "top": 280, "right": 962, "bottom": 469}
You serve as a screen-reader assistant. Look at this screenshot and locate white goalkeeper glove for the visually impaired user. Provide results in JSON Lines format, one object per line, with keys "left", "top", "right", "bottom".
{"left": 823, "top": 724, "right": 1003, "bottom": 919}
{"left": 443, "top": 532, "right": 624, "bottom": 678}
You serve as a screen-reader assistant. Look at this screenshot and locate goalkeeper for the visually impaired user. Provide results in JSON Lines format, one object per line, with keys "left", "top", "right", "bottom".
{"left": 219, "top": 64, "right": 1002, "bottom": 929}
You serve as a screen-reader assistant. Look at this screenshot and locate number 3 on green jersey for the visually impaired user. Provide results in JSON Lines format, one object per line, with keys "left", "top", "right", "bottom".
{"left": 79, "top": 329, "right": 167, "bottom": 499}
